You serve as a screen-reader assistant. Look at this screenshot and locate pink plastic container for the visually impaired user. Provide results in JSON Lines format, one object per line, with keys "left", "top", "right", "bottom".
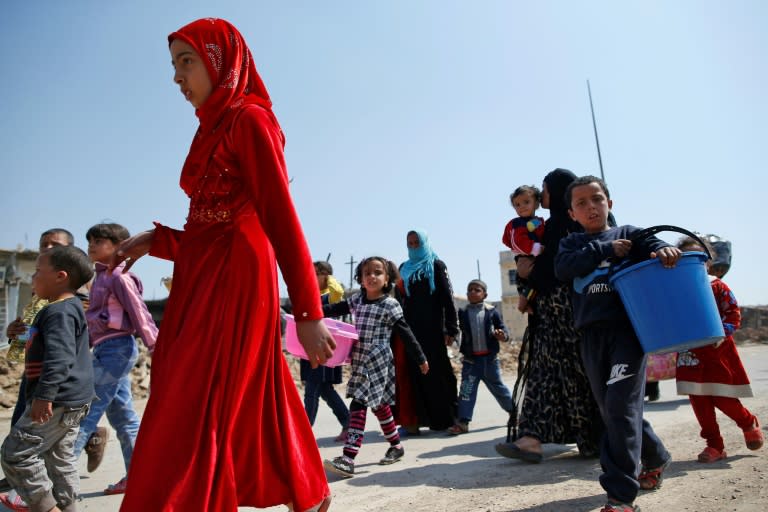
{"left": 284, "top": 314, "right": 358, "bottom": 367}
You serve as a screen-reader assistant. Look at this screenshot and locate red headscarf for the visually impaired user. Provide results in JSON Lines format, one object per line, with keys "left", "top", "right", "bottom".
{"left": 169, "top": 18, "right": 279, "bottom": 194}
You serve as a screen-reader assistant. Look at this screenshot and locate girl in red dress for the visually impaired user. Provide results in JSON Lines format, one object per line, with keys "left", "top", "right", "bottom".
{"left": 675, "top": 237, "right": 763, "bottom": 463}
{"left": 112, "top": 18, "right": 334, "bottom": 511}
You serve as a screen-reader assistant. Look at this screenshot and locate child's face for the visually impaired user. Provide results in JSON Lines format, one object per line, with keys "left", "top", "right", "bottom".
{"left": 32, "top": 253, "right": 67, "bottom": 300}
{"left": 568, "top": 182, "right": 612, "bottom": 234}
{"left": 39, "top": 232, "right": 70, "bottom": 252}
{"left": 315, "top": 270, "right": 329, "bottom": 290}
{"left": 88, "top": 238, "right": 118, "bottom": 264}
{"left": 170, "top": 39, "right": 213, "bottom": 109}
{"left": 467, "top": 284, "right": 487, "bottom": 304}
{"left": 681, "top": 242, "right": 718, "bottom": 275}
{"left": 361, "top": 260, "right": 388, "bottom": 293}
{"left": 512, "top": 192, "right": 538, "bottom": 218}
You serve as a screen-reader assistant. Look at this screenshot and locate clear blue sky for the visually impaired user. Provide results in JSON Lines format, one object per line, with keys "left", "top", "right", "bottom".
{"left": 2, "top": 1, "right": 766, "bottom": 306}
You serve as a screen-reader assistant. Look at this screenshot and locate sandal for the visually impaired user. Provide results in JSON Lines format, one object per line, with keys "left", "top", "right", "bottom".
{"left": 494, "top": 442, "right": 543, "bottom": 463}
{"left": 334, "top": 428, "right": 348, "bottom": 443}
{"left": 447, "top": 422, "right": 469, "bottom": 435}
{"left": 104, "top": 476, "right": 128, "bottom": 495}
{"left": 744, "top": 418, "right": 764, "bottom": 450}
{"left": 0, "top": 491, "right": 29, "bottom": 511}
{"left": 697, "top": 446, "right": 726, "bottom": 463}
{"left": 600, "top": 498, "right": 640, "bottom": 512}
{"left": 638, "top": 457, "right": 670, "bottom": 491}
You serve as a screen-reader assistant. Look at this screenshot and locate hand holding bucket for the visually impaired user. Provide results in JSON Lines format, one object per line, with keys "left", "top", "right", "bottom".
{"left": 609, "top": 225, "right": 724, "bottom": 354}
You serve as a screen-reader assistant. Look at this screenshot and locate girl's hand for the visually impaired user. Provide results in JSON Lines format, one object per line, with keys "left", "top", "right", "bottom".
{"left": 419, "top": 361, "right": 429, "bottom": 374}
{"left": 612, "top": 239, "right": 632, "bottom": 258}
{"left": 516, "top": 256, "right": 534, "bottom": 279}
{"left": 296, "top": 320, "right": 336, "bottom": 368}
{"left": 111, "top": 230, "right": 155, "bottom": 273}
{"left": 493, "top": 329, "right": 507, "bottom": 341}
{"left": 31, "top": 399, "right": 53, "bottom": 424}
{"left": 651, "top": 246, "right": 682, "bottom": 268}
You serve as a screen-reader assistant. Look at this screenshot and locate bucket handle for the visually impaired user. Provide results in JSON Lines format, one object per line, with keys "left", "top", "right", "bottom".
{"left": 628, "top": 225, "right": 713, "bottom": 260}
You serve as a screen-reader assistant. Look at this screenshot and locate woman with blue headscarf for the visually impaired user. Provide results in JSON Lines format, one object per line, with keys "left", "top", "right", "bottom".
{"left": 393, "top": 230, "right": 460, "bottom": 433}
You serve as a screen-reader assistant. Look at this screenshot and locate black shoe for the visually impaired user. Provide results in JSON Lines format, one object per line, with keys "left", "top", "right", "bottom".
{"left": 379, "top": 445, "right": 405, "bottom": 465}
{"left": 0, "top": 478, "right": 11, "bottom": 493}
{"left": 645, "top": 382, "right": 660, "bottom": 402}
{"left": 324, "top": 456, "right": 354, "bottom": 478}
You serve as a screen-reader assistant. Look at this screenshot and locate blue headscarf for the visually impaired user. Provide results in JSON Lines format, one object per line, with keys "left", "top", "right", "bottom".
{"left": 400, "top": 229, "right": 438, "bottom": 296}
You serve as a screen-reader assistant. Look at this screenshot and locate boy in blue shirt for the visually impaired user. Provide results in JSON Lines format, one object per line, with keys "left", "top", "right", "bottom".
{"left": 448, "top": 279, "right": 513, "bottom": 435}
{"left": 555, "top": 176, "right": 679, "bottom": 512}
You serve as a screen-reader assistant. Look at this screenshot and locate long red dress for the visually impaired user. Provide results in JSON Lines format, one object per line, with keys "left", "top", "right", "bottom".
{"left": 120, "top": 19, "right": 329, "bottom": 512}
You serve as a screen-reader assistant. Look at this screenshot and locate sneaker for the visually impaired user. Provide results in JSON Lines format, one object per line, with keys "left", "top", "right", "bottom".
{"left": 85, "top": 426, "right": 108, "bottom": 473}
{"left": 0, "top": 491, "right": 29, "bottom": 511}
{"left": 324, "top": 456, "right": 354, "bottom": 478}
{"left": 447, "top": 422, "right": 469, "bottom": 435}
{"left": 379, "top": 445, "right": 405, "bottom": 465}
{"left": 104, "top": 476, "right": 128, "bottom": 495}
{"left": 697, "top": 446, "right": 727, "bottom": 463}
{"left": 744, "top": 418, "right": 764, "bottom": 451}
{"left": 397, "top": 425, "right": 421, "bottom": 437}
{"left": 600, "top": 499, "right": 640, "bottom": 512}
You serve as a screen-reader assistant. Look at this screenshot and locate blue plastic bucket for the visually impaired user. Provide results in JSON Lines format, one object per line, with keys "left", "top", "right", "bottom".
{"left": 609, "top": 252, "right": 724, "bottom": 354}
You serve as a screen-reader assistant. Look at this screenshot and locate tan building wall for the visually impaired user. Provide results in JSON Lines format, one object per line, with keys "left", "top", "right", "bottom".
{"left": 499, "top": 250, "right": 528, "bottom": 341}
{"left": 1, "top": 249, "right": 38, "bottom": 341}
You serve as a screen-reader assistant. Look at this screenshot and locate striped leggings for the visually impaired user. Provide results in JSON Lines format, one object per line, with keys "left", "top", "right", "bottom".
{"left": 342, "top": 400, "right": 400, "bottom": 460}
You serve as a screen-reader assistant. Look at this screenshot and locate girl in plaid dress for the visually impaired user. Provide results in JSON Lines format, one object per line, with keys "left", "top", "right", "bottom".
{"left": 323, "top": 257, "right": 429, "bottom": 478}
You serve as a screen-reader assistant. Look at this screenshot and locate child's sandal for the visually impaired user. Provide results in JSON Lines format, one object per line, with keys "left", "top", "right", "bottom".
{"left": 638, "top": 457, "right": 671, "bottom": 491}
{"left": 744, "top": 418, "right": 764, "bottom": 450}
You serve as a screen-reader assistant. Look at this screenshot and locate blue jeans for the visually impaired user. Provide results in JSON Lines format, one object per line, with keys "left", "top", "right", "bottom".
{"left": 74, "top": 336, "right": 140, "bottom": 472}
{"left": 304, "top": 372, "right": 349, "bottom": 429}
{"left": 457, "top": 354, "right": 514, "bottom": 423}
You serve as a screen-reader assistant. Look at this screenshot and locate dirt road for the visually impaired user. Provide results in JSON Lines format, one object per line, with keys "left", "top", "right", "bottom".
{"left": 1, "top": 343, "right": 766, "bottom": 511}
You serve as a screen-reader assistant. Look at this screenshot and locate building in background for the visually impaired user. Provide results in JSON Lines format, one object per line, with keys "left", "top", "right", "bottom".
{"left": 499, "top": 250, "right": 528, "bottom": 341}
{"left": 0, "top": 248, "right": 37, "bottom": 343}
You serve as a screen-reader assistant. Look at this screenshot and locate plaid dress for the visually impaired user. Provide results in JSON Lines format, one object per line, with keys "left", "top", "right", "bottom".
{"left": 346, "top": 293, "right": 403, "bottom": 408}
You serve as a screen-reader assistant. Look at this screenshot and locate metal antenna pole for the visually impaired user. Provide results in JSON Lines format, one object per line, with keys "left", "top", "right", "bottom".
{"left": 345, "top": 255, "right": 357, "bottom": 289}
{"left": 587, "top": 80, "right": 605, "bottom": 181}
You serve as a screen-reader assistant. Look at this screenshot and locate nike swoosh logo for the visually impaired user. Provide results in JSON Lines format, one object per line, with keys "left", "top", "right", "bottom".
{"left": 606, "top": 373, "right": 636, "bottom": 385}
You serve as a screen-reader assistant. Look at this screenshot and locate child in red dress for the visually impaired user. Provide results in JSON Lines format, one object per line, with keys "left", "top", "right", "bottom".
{"left": 675, "top": 237, "right": 764, "bottom": 462}
{"left": 112, "top": 18, "right": 335, "bottom": 512}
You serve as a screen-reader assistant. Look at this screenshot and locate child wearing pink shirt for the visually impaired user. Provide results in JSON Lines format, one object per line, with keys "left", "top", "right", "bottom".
{"left": 74, "top": 223, "right": 158, "bottom": 496}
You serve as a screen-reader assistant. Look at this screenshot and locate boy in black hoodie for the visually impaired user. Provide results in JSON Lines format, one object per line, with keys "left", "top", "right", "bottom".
{"left": 1, "top": 245, "right": 94, "bottom": 512}
{"left": 555, "top": 176, "right": 679, "bottom": 512}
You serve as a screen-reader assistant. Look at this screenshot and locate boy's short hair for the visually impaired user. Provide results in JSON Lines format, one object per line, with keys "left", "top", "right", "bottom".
{"left": 39, "top": 228, "right": 74, "bottom": 246}
{"left": 354, "top": 256, "right": 399, "bottom": 293}
{"left": 677, "top": 235, "right": 714, "bottom": 255}
{"left": 85, "top": 223, "right": 130, "bottom": 244}
{"left": 467, "top": 279, "right": 487, "bottom": 292}
{"left": 47, "top": 245, "right": 94, "bottom": 291}
{"left": 564, "top": 175, "right": 610, "bottom": 208}
{"left": 510, "top": 185, "right": 541, "bottom": 205}
{"left": 314, "top": 261, "right": 333, "bottom": 275}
